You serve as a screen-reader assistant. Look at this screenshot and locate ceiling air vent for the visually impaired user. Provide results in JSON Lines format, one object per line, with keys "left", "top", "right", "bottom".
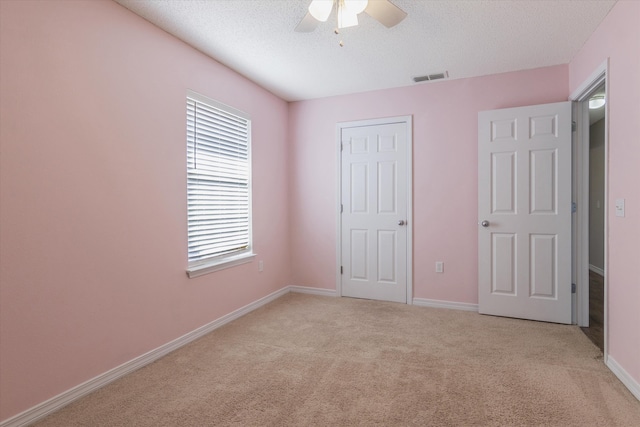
{"left": 413, "top": 71, "right": 449, "bottom": 83}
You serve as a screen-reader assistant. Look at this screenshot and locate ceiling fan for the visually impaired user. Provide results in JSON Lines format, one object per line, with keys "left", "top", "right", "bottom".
{"left": 295, "top": 0, "right": 407, "bottom": 32}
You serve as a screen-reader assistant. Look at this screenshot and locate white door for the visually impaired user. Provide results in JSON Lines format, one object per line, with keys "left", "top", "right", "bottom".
{"left": 478, "top": 102, "right": 572, "bottom": 324}
{"left": 340, "top": 118, "right": 411, "bottom": 303}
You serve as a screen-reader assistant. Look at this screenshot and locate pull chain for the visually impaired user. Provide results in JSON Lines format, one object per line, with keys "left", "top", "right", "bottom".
{"left": 335, "top": 28, "right": 344, "bottom": 47}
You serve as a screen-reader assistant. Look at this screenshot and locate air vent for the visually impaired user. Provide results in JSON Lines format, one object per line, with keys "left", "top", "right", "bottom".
{"left": 413, "top": 71, "right": 449, "bottom": 83}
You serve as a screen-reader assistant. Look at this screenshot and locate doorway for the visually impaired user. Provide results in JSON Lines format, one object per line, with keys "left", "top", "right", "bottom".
{"left": 337, "top": 116, "right": 413, "bottom": 303}
{"left": 580, "top": 82, "right": 606, "bottom": 352}
{"left": 570, "top": 61, "right": 608, "bottom": 356}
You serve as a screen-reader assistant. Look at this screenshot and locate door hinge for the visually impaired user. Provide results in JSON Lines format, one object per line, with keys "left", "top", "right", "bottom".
{"left": 572, "top": 121, "right": 577, "bottom": 132}
{"left": 572, "top": 283, "right": 576, "bottom": 293}
{"left": 340, "top": 266, "right": 343, "bottom": 275}
{"left": 341, "top": 204, "right": 343, "bottom": 213}
{"left": 572, "top": 202, "right": 577, "bottom": 213}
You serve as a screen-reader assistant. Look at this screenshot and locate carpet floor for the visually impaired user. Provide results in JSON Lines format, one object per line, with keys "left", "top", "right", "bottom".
{"left": 33, "top": 293, "right": 640, "bottom": 426}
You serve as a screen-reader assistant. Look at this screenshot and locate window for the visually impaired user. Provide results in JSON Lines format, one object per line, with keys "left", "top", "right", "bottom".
{"left": 186, "top": 91, "right": 253, "bottom": 278}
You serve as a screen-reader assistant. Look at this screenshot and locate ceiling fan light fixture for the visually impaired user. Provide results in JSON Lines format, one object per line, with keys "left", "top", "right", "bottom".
{"left": 589, "top": 95, "right": 605, "bottom": 110}
{"left": 295, "top": 0, "right": 405, "bottom": 33}
{"left": 308, "top": 0, "right": 334, "bottom": 22}
{"left": 338, "top": 8, "right": 359, "bottom": 28}
{"left": 344, "top": 0, "right": 368, "bottom": 15}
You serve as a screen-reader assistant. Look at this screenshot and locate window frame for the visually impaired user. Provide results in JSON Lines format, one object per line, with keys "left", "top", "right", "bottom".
{"left": 185, "top": 90, "right": 254, "bottom": 278}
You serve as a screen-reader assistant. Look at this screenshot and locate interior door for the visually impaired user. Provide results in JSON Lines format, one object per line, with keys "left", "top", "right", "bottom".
{"left": 478, "top": 101, "right": 572, "bottom": 324}
{"left": 340, "top": 119, "right": 410, "bottom": 303}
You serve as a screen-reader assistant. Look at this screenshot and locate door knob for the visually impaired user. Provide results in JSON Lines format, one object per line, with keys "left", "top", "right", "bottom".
{"left": 398, "top": 220, "right": 406, "bottom": 226}
{"left": 481, "top": 220, "right": 490, "bottom": 227}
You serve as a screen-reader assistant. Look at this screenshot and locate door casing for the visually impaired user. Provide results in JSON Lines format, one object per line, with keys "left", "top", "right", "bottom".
{"left": 336, "top": 116, "right": 413, "bottom": 303}
{"left": 569, "top": 59, "right": 609, "bottom": 359}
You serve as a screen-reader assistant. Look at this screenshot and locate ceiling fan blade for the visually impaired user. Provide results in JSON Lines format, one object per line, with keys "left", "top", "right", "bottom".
{"left": 364, "top": 0, "right": 407, "bottom": 28}
{"left": 295, "top": 11, "right": 320, "bottom": 32}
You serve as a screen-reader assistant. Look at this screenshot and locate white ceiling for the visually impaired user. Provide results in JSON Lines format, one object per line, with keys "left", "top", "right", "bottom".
{"left": 114, "top": 0, "right": 617, "bottom": 102}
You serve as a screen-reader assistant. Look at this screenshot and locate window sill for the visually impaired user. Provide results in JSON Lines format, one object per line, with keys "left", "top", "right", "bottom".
{"left": 187, "top": 252, "right": 256, "bottom": 278}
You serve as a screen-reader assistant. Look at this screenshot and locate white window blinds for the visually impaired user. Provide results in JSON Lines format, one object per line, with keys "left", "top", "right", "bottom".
{"left": 186, "top": 93, "right": 251, "bottom": 265}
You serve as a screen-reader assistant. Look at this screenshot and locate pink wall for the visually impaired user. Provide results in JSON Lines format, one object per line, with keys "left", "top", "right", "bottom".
{"left": 0, "top": 0, "right": 290, "bottom": 421}
{"left": 289, "top": 66, "right": 569, "bottom": 303}
{"left": 2, "top": 0, "right": 638, "bottom": 423}
{"left": 569, "top": 0, "right": 640, "bottom": 388}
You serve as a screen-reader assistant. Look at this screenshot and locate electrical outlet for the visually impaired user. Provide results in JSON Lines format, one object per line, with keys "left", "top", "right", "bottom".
{"left": 435, "top": 261, "right": 444, "bottom": 273}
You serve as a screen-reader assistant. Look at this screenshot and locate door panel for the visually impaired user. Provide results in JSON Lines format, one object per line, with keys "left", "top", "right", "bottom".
{"left": 478, "top": 102, "right": 572, "bottom": 324}
{"left": 341, "top": 120, "right": 409, "bottom": 303}
{"left": 377, "top": 230, "right": 396, "bottom": 283}
{"left": 492, "top": 152, "right": 516, "bottom": 213}
{"left": 378, "top": 161, "right": 396, "bottom": 213}
{"left": 492, "top": 233, "right": 516, "bottom": 295}
{"left": 351, "top": 163, "right": 368, "bottom": 213}
{"left": 530, "top": 149, "right": 557, "bottom": 214}
{"left": 530, "top": 234, "right": 556, "bottom": 297}
{"left": 350, "top": 229, "right": 368, "bottom": 280}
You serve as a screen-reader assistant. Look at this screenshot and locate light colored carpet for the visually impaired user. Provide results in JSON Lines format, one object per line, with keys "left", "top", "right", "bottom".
{"left": 34, "top": 293, "right": 640, "bottom": 426}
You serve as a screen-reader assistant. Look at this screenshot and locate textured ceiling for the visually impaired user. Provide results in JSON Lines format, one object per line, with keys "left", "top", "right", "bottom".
{"left": 114, "top": 0, "right": 617, "bottom": 102}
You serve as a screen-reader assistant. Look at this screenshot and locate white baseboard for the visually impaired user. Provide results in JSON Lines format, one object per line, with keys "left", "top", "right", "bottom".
{"left": 412, "top": 297, "right": 479, "bottom": 312}
{"left": 606, "top": 356, "right": 640, "bottom": 402}
{"left": 289, "top": 285, "right": 337, "bottom": 297}
{"left": 0, "top": 286, "right": 291, "bottom": 427}
{"left": 589, "top": 264, "right": 605, "bottom": 277}
{"left": 11, "top": 286, "right": 633, "bottom": 426}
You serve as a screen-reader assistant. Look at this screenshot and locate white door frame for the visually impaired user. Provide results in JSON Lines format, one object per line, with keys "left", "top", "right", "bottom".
{"left": 336, "top": 115, "right": 413, "bottom": 303}
{"left": 569, "top": 60, "right": 608, "bottom": 359}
